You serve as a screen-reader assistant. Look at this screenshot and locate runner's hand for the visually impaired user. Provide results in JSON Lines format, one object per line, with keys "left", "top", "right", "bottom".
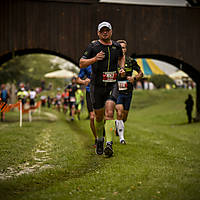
{"left": 119, "top": 68, "right": 126, "bottom": 77}
{"left": 127, "top": 76, "right": 134, "bottom": 83}
{"left": 84, "top": 78, "right": 90, "bottom": 86}
{"left": 95, "top": 51, "right": 105, "bottom": 61}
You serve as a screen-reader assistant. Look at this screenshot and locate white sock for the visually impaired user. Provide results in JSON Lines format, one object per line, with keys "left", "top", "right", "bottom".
{"left": 117, "top": 120, "right": 125, "bottom": 142}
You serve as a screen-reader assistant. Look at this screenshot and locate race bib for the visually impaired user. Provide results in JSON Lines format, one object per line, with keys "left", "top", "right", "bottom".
{"left": 70, "top": 96, "right": 76, "bottom": 102}
{"left": 118, "top": 81, "right": 128, "bottom": 90}
{"left": 103, "top": 71, "right": 117, "bottom": 82}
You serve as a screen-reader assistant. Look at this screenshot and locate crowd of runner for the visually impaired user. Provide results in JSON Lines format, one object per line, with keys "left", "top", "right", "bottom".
{"left": 14, "top": 81, "right": 84, "bottom": 120}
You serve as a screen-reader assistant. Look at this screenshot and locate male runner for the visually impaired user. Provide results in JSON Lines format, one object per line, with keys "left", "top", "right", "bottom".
{"left": 79, "top": 21, "right": 124, "bottom": 157}
{"left": 66, "top": 77, "right": 78, "bottom": 121}
{"left": 115, "top": 40, "right": 143, "bottom": 144}
{"left": 55, "top": 88, "right": 62, "bottom": 112}
{"left": 62, "top": 88, "right": 69, "bottom": 114}
{"left": 75, "top": 85, "right": 84, "bottom": 120}
{"left": 29, "top": 88, "right": 37, "bottom": 108}
{"left": 77, "top": 64, "right": 97, "bottom": 147}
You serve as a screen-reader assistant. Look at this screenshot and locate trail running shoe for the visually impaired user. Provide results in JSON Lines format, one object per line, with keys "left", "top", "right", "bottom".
{"left": 96, "top": 137, "right": 104, "bottom": 155}
{"left": 104, "top": 142, "right": 113, "bottom": 157}
{"left": 71, "top": 117, "right": 74, "bottom": 121}
{"left": 120, "top": 140, "right": 126, "bottom": 145}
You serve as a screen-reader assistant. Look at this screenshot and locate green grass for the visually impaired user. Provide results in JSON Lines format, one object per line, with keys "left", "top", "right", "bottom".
{"left": 0, "top": 89, "right": 199, "bottom": 200}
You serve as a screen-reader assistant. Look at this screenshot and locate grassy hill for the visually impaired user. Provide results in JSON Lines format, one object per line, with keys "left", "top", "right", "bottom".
{"left": 0, "top": 88, "right": 199, "bottom": 200}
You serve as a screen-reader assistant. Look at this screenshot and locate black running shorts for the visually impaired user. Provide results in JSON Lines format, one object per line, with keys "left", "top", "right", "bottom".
{"left": 90, "top": 83, "right": 119, "bottom": 110}
{"left": 30, "top": 99, "right": 35, "bottom": 106}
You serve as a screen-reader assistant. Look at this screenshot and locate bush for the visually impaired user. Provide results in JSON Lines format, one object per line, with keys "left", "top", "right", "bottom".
{"left": 149, "top": 74, "right": 175, "bottom": 89}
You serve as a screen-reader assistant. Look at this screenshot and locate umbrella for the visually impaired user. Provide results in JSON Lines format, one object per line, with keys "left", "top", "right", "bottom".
{"left": 44, "top": 69, "right": 77, "bottom": 79}
{"left": 134, "top": 58, "right": 165, "bottom": 77}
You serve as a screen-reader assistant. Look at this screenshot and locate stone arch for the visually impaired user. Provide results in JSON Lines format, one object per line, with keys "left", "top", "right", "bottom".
{"left": 0, "top": 48, "right": 79, "bottom": 104}
{"left": 132, "top": 54, "right": 200, "bottom": 121}
{"left": 0, "top": 48, "right": 79, "bottom": 67}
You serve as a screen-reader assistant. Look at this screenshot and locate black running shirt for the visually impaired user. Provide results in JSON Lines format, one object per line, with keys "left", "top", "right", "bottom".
{"left": 118, "top": 57, "right": 141, "bottom": 94}
{"left": 81, "top": 40, "right": 123, "bottom": 86}
{"left": 66, "top": 84, "right": 77, "bottom": 97}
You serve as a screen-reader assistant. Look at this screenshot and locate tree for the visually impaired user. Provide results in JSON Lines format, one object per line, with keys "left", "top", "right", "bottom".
{"left": 0, "top": 54, "right": 60, "bottom": 87}
{"left": 0, "top": 56, "right": 26, "bottom": 84}
{"left": 0, "top": 54, "right": 78, "bottom": 89}
{"left": 149, "top": 74, "right": 175, "bottom": 89}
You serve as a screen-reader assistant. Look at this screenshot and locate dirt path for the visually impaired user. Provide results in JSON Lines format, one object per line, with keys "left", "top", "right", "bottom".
{"left": 0, "top": 113, "right": 57, "bottom": 180}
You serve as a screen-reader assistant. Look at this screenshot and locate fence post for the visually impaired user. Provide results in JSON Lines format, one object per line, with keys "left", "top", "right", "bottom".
{"left": 19, "top": 100, "right": 22, "bottom": 127}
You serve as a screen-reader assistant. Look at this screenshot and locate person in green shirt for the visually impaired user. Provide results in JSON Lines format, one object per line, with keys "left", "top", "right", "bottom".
{"left": 75, "top": 85, "right": 84, "bottom": 120}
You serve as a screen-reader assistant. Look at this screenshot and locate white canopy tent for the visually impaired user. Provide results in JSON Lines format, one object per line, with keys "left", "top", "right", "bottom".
{"left": 169, "top": 70, "right": 190, "bottom": 79}
{"left": 169, "top": 70, "right": 192, "bottom": 87}
{"left": 44, "top": 69, "right": 78, "bottom": 79}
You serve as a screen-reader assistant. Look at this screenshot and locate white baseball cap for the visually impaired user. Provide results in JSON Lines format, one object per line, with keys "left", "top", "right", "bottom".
{"left": 98, "top": 22, "right": 112, "bottom": 31}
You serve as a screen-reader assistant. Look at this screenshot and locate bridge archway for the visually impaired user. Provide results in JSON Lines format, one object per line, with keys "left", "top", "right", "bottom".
{"left": 133, "top": 54, "right": 200, "bottom": 83}
{"left": 0, "top": 48, "right": 79, "bottom": 103}
{"left": 0, "top": 48, "right": 78, "bottom": 68}
{"left": 132, "top": 54, "right": 200, "bottom": 120}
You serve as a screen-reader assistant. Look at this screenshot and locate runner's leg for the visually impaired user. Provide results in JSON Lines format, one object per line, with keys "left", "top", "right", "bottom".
{"left": 90, "top": 111, "right": 97, "bottom": 139}
{"left": 94, "top": 108, "right": 105, "bottom": 138}
{"left": 123, "top": 110, "right": 129, "bottom": 122}
{"left": 71, "top": 104, "right": 75, "bottom": 120}
{"left": 94, "top": 108, "right": 105, "bottom": 155}
{"left": 116, "top": 104, "right": 125, "bottom": 143}
{"left": 86, "top": 91, "right": 97, "bottom": 140}
{"left": 105, "top": 100, "right": 115, "bottom": 143}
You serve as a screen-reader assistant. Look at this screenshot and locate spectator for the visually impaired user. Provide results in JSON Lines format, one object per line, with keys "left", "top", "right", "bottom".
{"left": 0, "top": 84, "right": 10, "bottom": 121}
{"left": 185, "top": 94, "right": 194, "bottom": 123}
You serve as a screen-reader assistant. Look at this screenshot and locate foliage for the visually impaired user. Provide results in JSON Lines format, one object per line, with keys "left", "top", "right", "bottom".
{"left": 0, "top": 54, "right": 64, "bottom": 88}
{"left": 0, "top": 56, "right": 26, "bottom": 84}
{"left": 149, "top": 74, "right": 175, "bottom": 88}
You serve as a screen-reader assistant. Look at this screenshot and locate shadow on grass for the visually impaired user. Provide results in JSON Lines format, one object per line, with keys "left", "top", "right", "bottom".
{"left": 172, "top": 121, "right": 199, "bottom": 126}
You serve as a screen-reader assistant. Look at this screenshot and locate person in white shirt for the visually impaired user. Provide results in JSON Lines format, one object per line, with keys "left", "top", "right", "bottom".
{"left": 29, "top": 88, "right": 37, "bottom": 107}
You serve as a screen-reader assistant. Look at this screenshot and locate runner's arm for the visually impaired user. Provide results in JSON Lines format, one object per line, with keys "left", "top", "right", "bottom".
{"left": 118, "top": 55, "right": 124, "bottom": 68}
{"left": 132, "top": 60, "right": 144, "bottom": 80}
{"left": 76, "top": 77, "right": 90, "bottom": 86}
{"left": 131, "top": 58, "right": 144, "bottom": 81}
{"left": 128, "top": 69, "right": 143, "bottom": 83}
{"left": 118, "top": 56, "right": 126, "bottom": 77}
{"left": 79, "top": 51, "right": 105, "bottom": 68}
{"left": 135, "top": 69, "right": 143, "bottom": 80}
{"left": 79, "top": 57, "right": 97, "bottom": 68}
{"left": 80, "top": 43, "right": 97, "bottom": 68}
